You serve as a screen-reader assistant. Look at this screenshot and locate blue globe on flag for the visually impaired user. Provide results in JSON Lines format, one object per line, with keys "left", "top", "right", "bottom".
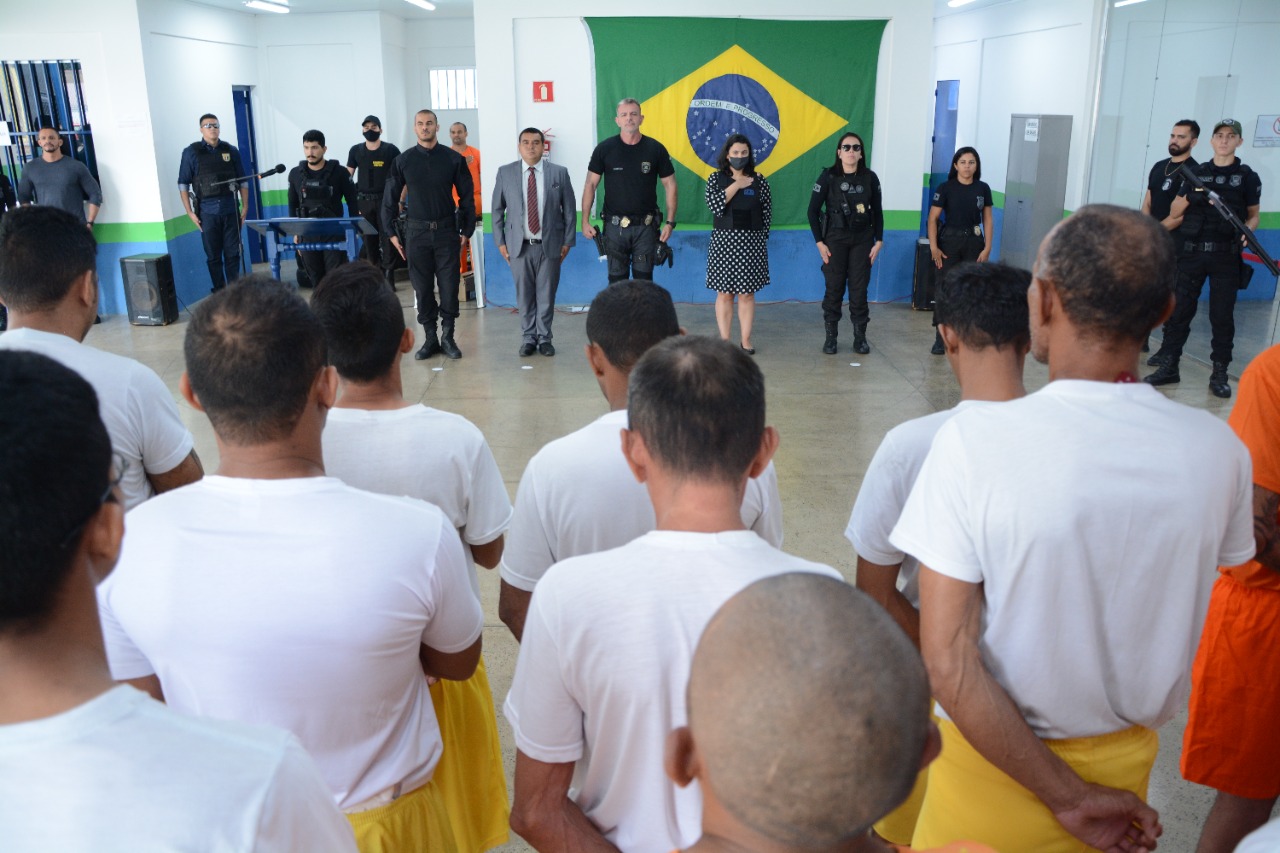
{"left": 686, "top": 74, "right": 781, "bottom": 168}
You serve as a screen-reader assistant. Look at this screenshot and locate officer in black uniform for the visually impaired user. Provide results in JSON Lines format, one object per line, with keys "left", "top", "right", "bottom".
{"left": 287, "top": 129, "right": 358, "bottom": 287}
{"left": 808, "top": 132, "right": 884, "bottom": 355}
{"left": 1141, "top": 119, "right": 1198, "bottom": 360}
{"left": 347, "top": 115, "right": 402, "bottom": 290}
{"left": 178, "top": 113, "right": 249, "bottom": 292}
{"left": 381, "top": 109, "right": 475, "bottom": 361}
{"left": 1145, "top": 119, "right": 1262, "bottom": 398}
{"left": 581, "top": 98, "right": 678, "bottom": 283}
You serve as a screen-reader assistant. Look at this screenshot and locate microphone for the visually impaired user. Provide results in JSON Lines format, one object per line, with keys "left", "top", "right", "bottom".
{"left": 268, "top": 163, "right": 286, "bottom": 176}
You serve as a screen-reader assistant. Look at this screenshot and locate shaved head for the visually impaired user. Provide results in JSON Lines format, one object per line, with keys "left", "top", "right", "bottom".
{"left": 687, "top": 574, "right": 930, "bottom": 846}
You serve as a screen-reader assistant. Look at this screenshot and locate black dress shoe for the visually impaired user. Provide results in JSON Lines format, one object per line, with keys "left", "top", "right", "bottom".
{"left": 519, "top": 342, "right": 536, "bottom": 357}
{"left": 539, "top": 341, "right": 556, "bottom": 357}
{"left": 1209, "top": 362, "right": 1232, "bottom": 399}
{"left": 1143, "top": 362, "right": 1180, "bottom": 386}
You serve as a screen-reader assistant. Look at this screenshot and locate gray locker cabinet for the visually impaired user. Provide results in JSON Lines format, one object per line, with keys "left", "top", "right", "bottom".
{"left": 1000, "top": 114, "right": 1073, "bottom": 270}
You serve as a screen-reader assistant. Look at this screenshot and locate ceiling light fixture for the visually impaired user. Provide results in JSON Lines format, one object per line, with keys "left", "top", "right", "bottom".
{"left": 244, "top": 0, "right": 289, "bottom": 12}
{"left": 1113, "top": 0, "right": 1147, "bottom": 6}
{"left": 403, "top": 0, "right": 438, "bottom": 10}
{"left": 946, "top": 0, "right": 978, "bottom": 7}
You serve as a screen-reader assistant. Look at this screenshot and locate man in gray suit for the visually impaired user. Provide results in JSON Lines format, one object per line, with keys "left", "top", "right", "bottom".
{"left": 493, "top": 128, "right": 576, "bottom": 357}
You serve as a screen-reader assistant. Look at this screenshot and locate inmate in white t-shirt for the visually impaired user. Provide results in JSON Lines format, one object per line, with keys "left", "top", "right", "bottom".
{"left": 0, "top": 685, "right": 356, "bottom": 852}
{"left": 0, "top": 327, "right": 193, "bottom": 509}
{"left": 890, "top": 380, "right": 1254, "bottom": 738}
{"left": 846, "top": 400, "right": 991, "bottom": 606}
{"left": 499, "top": 409, "right": 784, "bottom": 591}
{"left": 504, "top": 530, "right": 841, "bottom": 853}
{"left": 98, "top": 476, "right": 484, "bottom": 809}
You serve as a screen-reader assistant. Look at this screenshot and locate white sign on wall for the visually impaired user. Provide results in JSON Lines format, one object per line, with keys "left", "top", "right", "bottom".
{"left": 1253, "top": 115, "right": 1280, "bottom": 148}
{"left": 0, "top": 121, "right": 11, "bottom": 147}
{"left": 1024, "top": 117, "right": 1039, "bottom": 142}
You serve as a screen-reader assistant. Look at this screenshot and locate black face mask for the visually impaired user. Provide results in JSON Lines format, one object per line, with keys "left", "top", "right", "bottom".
{"left": 363, "top": 130, "right": 381, "bottom": 142}
{"left": 728, "top": 156, "right": 749, "bottom": 170}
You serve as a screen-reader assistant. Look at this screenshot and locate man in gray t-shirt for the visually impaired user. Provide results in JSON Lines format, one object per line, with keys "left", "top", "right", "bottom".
{"left": 17, "top": 125, "right": 102, "bottom": 228}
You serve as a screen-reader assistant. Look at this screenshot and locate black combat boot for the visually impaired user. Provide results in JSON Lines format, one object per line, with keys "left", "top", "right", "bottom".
{"left": 440, "top": 318, "right": 462, "bottom": 360}
{"left": 853, "top": 323, "right": 870, "bottom": 355}
{"left": 822, "top": 322, "right": 838, "bottom": 355}
{"left": 1209, "top": 362, "right": 1231, "bottom": 398}
{"left": 1143, "top": 358, "right": 1180, "bottom": 386}
{"left": 1147, "top": 346, "right": 1169, "bottom": 367}
{"left": 931, "top": 328, "right": 945, "bottom": 356}
{"left": 415, "top": 323, "right": 441, "bottom": 360}
{"left": 384, "top": 268, "right": 397, "bottom": 292}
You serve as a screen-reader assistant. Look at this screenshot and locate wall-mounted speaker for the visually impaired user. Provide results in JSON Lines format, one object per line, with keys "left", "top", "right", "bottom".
{"left": 120, "top": 254, "right": 178, "bottom": 326}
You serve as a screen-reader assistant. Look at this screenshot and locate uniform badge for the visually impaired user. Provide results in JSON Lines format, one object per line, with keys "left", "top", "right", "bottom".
{"left": 1215, "top": 175, "right": 1226, "bottom": 184}
{"left": 221, "top": 152, "right": 231, "bottom": 162}
{"left": 856, "top": 204, "right": 866, "bottom": 214}
{"left": 854, "top": 185, "right": 864, "bottom": 194}
{"left": 812, "top": 183, "right": 822, "bottom": 193}
{"left": 1161, "top": 178, "right": 1172, "bottom": 191}
{"left": 641, "top": 161, "right": 651, "bottom": 174}
{"left": 933, "top": 192, "right": 940, "bottom": 202}
{"left": 1230, "top": 174, "right": 1242, "bottom": 187}
{"left": 976, "top": 196, "right": 985, "bottom": 208}
{"left": 840, "top": 181, "right": 850, "bottom": 192}
{"left": 373, "top": 160, "right": 384, "bottom": 168}
{"left": 620, "top": 216, "right": 631, "bottom": 228}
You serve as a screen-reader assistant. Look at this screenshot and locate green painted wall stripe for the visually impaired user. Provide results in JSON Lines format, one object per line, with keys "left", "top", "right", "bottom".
{"left": 93, "top": 222, "right": 166, "bottom": 243}
{"left": 262, "top": 188, "right": 288, "bottom": 206}
{"left": 1261, "top": 212, "right": 1280, "bottom": 229}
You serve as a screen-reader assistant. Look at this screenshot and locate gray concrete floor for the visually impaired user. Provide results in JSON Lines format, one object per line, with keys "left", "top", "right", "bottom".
{"left": 79, "top": 277, "right": 1278, "bottom": 852}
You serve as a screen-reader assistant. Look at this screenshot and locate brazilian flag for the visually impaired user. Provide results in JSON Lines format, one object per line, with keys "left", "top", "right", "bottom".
{"left": 585, "top": 17, "right": 886, "bottom": 227}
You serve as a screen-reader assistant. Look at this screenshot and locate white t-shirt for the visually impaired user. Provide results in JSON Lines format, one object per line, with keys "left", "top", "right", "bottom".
{"left": 499, "top": 409, "right": 784, "bottom": 591}
{"left": 846, "top": 400, "right": 991, "bottom": 606}
{"left": 0, "top": 327, "right": 194, "bottom": 509}
{"left": 1236, "top": 817, "right": 1280, "bottom": 853}
{"left": 98, "top": 476, "right": 484, "bottom": 810}
{"left": 890, "top": 380, "right": 1255, "bottom": 738}
{"left": 504, "top": 530, "right": 841, "bottom": 853}
{"left": 323, "top": 404, "right": 514, "bottom": 595}
{"left": 0, "top": 685, "right": 356, "bottom": 852}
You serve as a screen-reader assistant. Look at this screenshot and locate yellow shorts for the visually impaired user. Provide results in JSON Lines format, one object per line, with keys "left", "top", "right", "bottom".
{"left": 428, "top": 656, "right": 510, "bottom": 853}
{"left": 913, "top": 719, "right": 1157, "bottom": 853}
{"left": 876, "top": 762, "right": 929, "bottom": 845}
{"left": 346, "top": 777, "right": 458, "bottom": 853}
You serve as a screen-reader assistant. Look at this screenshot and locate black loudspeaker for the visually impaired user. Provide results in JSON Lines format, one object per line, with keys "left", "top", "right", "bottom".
{"left": 120, "top": 254, "right": 178, "bottom": 326}
{"left": 912, "top": 238, "right": 936, "bottom": 311}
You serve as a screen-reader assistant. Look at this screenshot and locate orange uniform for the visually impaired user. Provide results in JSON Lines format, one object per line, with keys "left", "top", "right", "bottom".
{"left": 1182, "top": 342, "right": 1280, "bottom": 799}
{"left": 453, "top": 145, "right": 482, "bottom": 274}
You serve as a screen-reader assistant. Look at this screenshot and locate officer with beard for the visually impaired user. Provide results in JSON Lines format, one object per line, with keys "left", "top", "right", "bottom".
{"left": 347, "top": 116, "right": 402, "bottom": 289}
{"left": 1140, "top": 119, "right": 1198, "bottom": 357}
{"left": 288, "top": 129, "right": 358, "bottom": 287}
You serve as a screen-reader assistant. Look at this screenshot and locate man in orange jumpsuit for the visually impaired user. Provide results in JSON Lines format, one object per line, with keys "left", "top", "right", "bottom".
{"left": 451, "top": 122, "right": 482, "bottom": 277}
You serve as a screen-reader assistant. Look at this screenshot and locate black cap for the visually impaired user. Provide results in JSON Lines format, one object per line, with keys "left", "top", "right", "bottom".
{"left": 362, "top": 115, "right": 381, "bottom": 128}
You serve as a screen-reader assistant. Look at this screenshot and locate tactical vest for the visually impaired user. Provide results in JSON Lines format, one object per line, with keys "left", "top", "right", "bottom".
{"left": 824, "top": 172, "right": 873, "bottom": 234}
{"left": 1181, "top": 162, "right": 1254, "bottom": 241}
{"left": 190, "top": 141, "right": 236, "bottom": 199}
{"left": 712, "top": 172, "right": 765, "bottom": 231}
{"left": 296, "top": 161, "right": 339, "bottom": 218}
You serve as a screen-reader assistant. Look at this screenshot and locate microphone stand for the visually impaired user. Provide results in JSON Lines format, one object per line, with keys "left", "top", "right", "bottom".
{"left": 206, "top": 166, "right": 286, "bottom": 278}
{"left": 1179, "top": 162, "right": 1279, "bottom": 278}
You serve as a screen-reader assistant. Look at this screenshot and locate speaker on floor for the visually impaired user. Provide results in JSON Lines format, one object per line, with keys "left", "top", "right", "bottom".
{"left": 912, "top": 238, "right": 937, "bottom": 311}
{"left": 120, "top": 253, "right": 178, "bottom": 326}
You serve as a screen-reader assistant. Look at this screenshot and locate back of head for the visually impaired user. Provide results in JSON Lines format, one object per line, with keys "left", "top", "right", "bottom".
{"left": 689, "top": 574, "right": 930, "bottom": 846}
{"left": 0, "top": 206, "right": 97, "bottom": 313}
{"left": 0, "top": 350, "right": 112, "bottom": 635}
{"left": 585, "top": 280, "right": 680, "bottom": 372}
{"left": 627, "top": 336, "right": 763, "bottom": 485}
{"left": 1035, "top": 204, "right": 1175, "bottom": 343}
{"left": 311, "top": 262, "right": 404, "bottom": 382}
{"left": 184, "top": 277, "right": 327, "bottom": 445}
{"left": 935, "top": 262, "right": 1031, "bottom": 351}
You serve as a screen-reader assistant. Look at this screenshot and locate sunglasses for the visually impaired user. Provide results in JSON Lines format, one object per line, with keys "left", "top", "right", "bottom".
{"left": 202, "top": 123, "right": 220, "bottom": 130}
{"left": 840, "top": 143, "right": 863, "bottom": 152}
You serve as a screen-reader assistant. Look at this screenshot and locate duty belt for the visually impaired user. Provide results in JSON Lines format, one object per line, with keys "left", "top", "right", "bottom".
{"left": 1183, "top": 240, "right": 1236, "bottom": 254}
{"left": 407, "top": 216, "right": 456, "bottom": 230}
{"left": 608, "top": 213, "right": 656, "bottom": 228}
{"left": 941, "top": 225, "right": 983, "bottom": 238}
{"left": 357, "top": 191, "right": 384, "bottom": 199}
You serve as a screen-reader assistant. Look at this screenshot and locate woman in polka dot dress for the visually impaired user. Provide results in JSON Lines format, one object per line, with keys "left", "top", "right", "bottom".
{"left": 705, "top": 133, "right": 772, "bottom": 354}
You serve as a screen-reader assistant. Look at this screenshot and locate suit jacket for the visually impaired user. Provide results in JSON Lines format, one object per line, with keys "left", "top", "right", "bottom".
{"left": 492, "top": 159, "right": 576, "bottom": 261}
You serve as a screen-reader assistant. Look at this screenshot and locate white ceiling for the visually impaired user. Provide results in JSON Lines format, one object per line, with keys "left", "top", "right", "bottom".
{"left": 188, "top": 0, "right": 474, "bottom": 19}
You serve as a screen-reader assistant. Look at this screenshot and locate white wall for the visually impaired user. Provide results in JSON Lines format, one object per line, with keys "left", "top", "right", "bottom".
{"left": 472, "top": 0, "right": 933, "bottom": 218}
{"left": 405, "top": 17, "right": 479, "bottom": 152}
{"left": 1089, "top": 0, "right": 1279, "bottom": 214}
{"left": 0, "top": 0, "right": 160, "bottom": 225}
{"left": 137, "top": 0, "right": 260, "bottom": 223}
{"left": 934, "top": 0, "right": 1104, "bottom": 211}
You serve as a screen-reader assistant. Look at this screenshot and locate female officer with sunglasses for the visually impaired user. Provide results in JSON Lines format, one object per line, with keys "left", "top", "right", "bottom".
{"left": 809, "top": 132, "right": 883, "bottom": 355}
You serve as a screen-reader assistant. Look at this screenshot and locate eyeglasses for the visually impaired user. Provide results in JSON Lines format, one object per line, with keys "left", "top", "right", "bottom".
{"left": 840, "top": 144, "right": 863, "bottom": 152}
{"left": 202, "top": 123, "right": 220, "bottom": 130}
{"left": 58, "top": 454, "right": 127, "bottom": 550}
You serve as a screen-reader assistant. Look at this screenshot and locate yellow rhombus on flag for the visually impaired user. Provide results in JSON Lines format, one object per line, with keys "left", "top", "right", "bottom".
{"left": 641, "top": 45, "right": 848, "bottom": 179}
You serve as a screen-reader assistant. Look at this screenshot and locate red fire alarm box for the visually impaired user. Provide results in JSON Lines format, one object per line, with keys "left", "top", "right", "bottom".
{"left": 533, "top": 81, "right": 554, "bottom": 102}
